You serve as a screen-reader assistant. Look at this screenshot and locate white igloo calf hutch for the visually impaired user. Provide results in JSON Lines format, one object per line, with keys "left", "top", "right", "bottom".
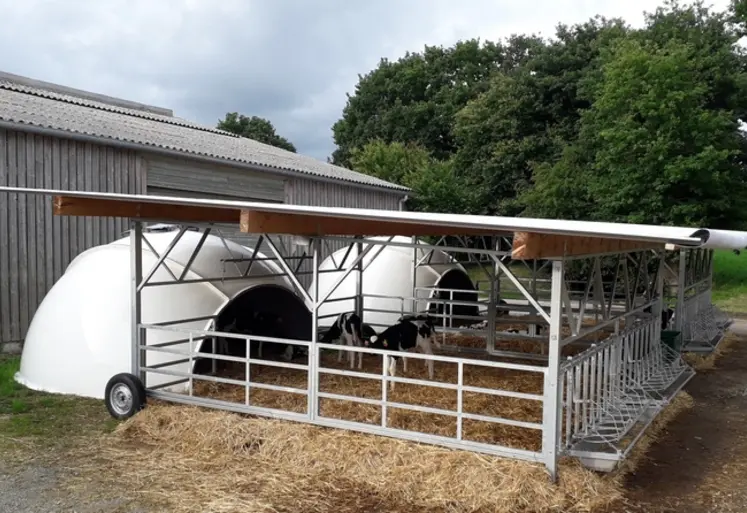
{"left": 310, "top": 236, "right": 479, "bottom": 332}
{"left": 15, "top": 226, "right": 312, "bottom": 406}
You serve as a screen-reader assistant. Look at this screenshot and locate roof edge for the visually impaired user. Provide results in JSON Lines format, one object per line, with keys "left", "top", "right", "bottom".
{"left": 0, "top": 70, "right": 174, "bottom": 117}
{"left": 687, "top": 228, "right": 747, "bottom": 250}
{"left": 3, "top": 186, "right": 745, "bottom": 250}
{"left": 0, "top": 119, "right": 412, "bottom": 195}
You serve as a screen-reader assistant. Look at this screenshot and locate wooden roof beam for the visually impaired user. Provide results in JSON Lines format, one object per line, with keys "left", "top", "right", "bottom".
{"left": 52, "top": 195, "right": 241, "bottom": 224}
{"left": 239, "top": 209, "right": 500, "bottom": 237}
{"left": 511, "top": 231, "right": 664, "bottom": 260}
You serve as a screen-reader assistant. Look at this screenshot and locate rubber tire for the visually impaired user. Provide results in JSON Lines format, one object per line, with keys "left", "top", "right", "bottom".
{"left": 104, "top": 373, "right": 146, "bottom": 420}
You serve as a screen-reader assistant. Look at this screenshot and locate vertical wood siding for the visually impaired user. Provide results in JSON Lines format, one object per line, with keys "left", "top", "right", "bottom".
{"left": 0, "top": 129, "right": 145, "bottom": 345}
{"left": 284, "top": 178, "right": 406, "bottom": 287}
{"left": 285, "top": 179, "right": 404, "bottom": 211}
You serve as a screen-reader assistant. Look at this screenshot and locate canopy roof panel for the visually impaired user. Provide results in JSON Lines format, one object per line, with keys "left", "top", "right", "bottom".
{"left": 2, "top": 186, "right": 747, "bottom": 251}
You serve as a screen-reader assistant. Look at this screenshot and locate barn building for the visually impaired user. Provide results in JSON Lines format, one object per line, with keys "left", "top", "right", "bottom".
{"left": 0, "top": 70, "right": 409, "bottom": 353}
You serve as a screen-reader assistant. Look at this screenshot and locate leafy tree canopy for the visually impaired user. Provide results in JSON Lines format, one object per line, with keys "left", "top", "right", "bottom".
{"left": 330, "top": 37, "right": 544, "bottom": 167}
{"left": 349, "top": 140, "right": 476, "bottom": 214}
{"left": 218, "top": 113, "right": 297, "bottom": 152}
{"left": 331, "top": 0, "right": 747, "bottom": 230}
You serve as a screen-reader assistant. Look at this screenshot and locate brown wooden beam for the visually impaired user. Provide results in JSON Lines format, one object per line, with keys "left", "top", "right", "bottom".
{"left": 239, "top": 209, "right": 499, "bottom": 236}
{"left": 511, "top": 231, "right": 662, "bottom": 260}
{"left": 53, "top": 196, "right": 240, "bottom": 224}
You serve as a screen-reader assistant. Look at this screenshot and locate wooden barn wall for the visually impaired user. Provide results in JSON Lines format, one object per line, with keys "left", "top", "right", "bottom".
{"left": 284, "top": 178, "right": 405, "bottom": 288}
{"left": 145, "top": 155, "right": 286, "bottom": 251}
{"left": 0, "top": 128, "right": 145, "bottom": 350}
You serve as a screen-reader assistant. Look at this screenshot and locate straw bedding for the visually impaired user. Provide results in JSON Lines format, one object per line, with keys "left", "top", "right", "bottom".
{"left": 64, "top": 390, "right": 695, "bottom": 513}
{"left": 190, "top": 332, "right": 613, "bottom": 453}
{"left": 194, "top": 344, "right": 546, "bottom": 452}
{"left": 60, "top": 324, "right": 699, "bottom": 512}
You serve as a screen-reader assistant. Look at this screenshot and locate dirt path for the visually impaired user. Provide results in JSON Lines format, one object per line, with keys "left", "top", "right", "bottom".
{"left": 622, "top": 320, "right": 747, "bottom": 512}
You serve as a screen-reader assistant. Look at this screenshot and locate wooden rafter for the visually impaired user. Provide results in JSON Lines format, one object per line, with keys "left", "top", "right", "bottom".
{"left": 52, "top": 196, "right": 240, "bottom": 224}
{"left": 511, "top": 231, "right": 663, "bottom": 260}
{"left": 239, "top": 209, "right": 499, "bottom": 237}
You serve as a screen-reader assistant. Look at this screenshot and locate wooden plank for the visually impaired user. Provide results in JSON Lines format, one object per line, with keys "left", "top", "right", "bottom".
{"left": 52, "top": 195, "right": 241, "bottom": 224}
{"left": 17, "top": 132, "right": 29, "bottom": 340}
{"left": 239, "top": 209, "right": 500, "bottom": 237}
{"left": 0, "top": 129, "right": 9, "bottom": 343}
{"left": 511, "top": 231, "right": 662, "bottom": 260}
{"left": 7, "top": 132, "right": 19, "bottom": 341}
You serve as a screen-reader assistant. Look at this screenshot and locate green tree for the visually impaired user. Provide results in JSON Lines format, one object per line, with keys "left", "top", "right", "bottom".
{"left": 453, "top": 17, "right": 629, "bottom": 216}
{"left": 349, "top": 140, "right": 476, "bottom": 214}
{"left": 218, "top": 113, "right": 297, "bottom": 152}
{"left": 348, "top": 139, "right": 431, "bottom": 186}
{"left": 330, "top": 37, "right": 544, "bottom": 166}
{"left": 522, "top": 36, "right": 747, "bottom": 228}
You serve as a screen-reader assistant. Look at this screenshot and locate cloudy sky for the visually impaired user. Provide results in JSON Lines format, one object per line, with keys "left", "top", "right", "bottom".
{"left": 0, "top": 0, "right": 733, "bottom": 161}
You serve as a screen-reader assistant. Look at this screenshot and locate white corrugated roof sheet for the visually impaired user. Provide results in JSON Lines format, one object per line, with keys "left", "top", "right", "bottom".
{"left": 2, "top": 186, "right": 747, "bottom": 250}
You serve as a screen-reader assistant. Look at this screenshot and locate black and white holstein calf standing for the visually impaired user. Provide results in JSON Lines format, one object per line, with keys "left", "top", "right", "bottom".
{"left": 322, "top": 312, "right": 365, "bottom": 369}
{"left": 396, "top": 314, "right": 441, "bottom": 373}
{"left": 365, "top": 317, "right": 440, "bottom": 390}
{"left": 643, "top": 305, "right": 676, "bottom": 330}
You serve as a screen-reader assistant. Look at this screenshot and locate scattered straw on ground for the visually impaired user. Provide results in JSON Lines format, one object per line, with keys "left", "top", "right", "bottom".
{"left": 187, "top": 330, "right": 618, "bottom": 453}
{"left": 683, "top": 332, "right": 741, "bottom": 371}
{"left": 194, "top": 344, "right": 546, "bottom": 451}
{"left": 66, "top": 404, "right": 612, "bottom": 513}
{"left": 56, "top": 322, "right": 704, "bottom": 512}
{"left": 61, "top": 388, "right": 694, "bottom": 513}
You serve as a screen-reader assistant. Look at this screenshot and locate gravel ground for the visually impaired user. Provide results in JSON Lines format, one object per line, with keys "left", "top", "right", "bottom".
{"left": 0, "top": 460, "right": 145, "bottom": 513}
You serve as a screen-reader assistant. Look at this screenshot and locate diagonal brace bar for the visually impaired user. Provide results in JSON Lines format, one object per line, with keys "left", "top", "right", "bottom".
{"left": 138, "top": 226, "right": 188, "bottom": 291}
{"left": 264, "top": 234, "right": 313, "bottom": 305}
{"left": 490, "top": 254, "right": 551, "bottom": 324}
{"left": 319, "top": 240, "right": 378, "bottom": 306}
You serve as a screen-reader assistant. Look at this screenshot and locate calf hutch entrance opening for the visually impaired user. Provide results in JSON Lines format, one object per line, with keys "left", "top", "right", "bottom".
{"left": 9, "top": 187, "right": 744, "bottom": 484}
{"left": 196, "top": 285, "right": 313, "bottom": 374}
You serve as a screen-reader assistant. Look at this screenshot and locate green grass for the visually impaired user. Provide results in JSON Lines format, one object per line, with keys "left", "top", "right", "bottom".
{"left": 0, "top": 356, "right": 119, "bottom": 453}
{"left": 464, "top": 262, "right": 546, "bottom": 300}
{"left": 711, "top": 249, "right": 747, "bottom": 314}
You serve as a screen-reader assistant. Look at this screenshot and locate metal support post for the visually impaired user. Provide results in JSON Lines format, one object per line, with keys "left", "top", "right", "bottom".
{"left": 355, "top": 239, "right": 364, "bottom": 320}
{"left": 486, "top": 237, "right": 498, "bottom": 353}
{"left": 654, "top": 250, "right": 665, "bottom": 324}
{"left": 542, "top": 259, "right": 564, "bottom": 482}
{"left": 675, "top": 249, "right": 686, "bottom": 333}
{"left": 130, "top": 220, "right": 144, "bottom": 383}
{"left": 309, "top": 238, "right": 320, "bottom": 420}
{"left": 411, "top": 235, "right": 418, "bottom": 314}
{"left": 529, "top": 259, "right": 538, "bottom": 336}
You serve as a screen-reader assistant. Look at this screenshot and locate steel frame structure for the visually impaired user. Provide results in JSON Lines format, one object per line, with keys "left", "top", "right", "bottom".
{"left": 7, "top": 183, "right": 735, "bottom": 483}
{"left": 124, "top": 218, "right": 694, "bottom": 482}
{"left": 663, "top": 248, "right": 732, "bottom": 353}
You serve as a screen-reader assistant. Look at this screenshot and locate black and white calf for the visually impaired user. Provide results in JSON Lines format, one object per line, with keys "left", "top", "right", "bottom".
{"left": 396, "top": 313, "right": 441, "bottom": 372}
{"left": 322, "top": 312, "right": 365, "bottom": 369}
{"left": 643, "top": 305, "right": 676, "bottom": 330}
{"left": 365, "top": 317, "right": 439, "bottom": 389}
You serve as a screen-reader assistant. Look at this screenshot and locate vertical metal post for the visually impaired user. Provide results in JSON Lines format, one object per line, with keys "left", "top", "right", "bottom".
{"left": 542, "top": 259, "right": 564, "bottom": 482}
{"left": 355, "top": 239, "right": 364, "bottom": 320}
{"left": 675, "top": 249, "right": 686, "bottom": 333}
{"left": 487, "top": 237, "right": 498, "bottom": 353}
{"left": 654, "top": 250, "right": 665, "bottom": 324}
{"left": 411, "top": 236, "right": 418, "bottom": 314}
{"left": 309, "top": 238, "right": 320, "bottom": 420}
{"left": 130, "top": 220, "right": 144, "bottom": 383}
{"left": 707, "top": 249, "right": 714, "bottom": 304}
{"left": 529, "top": 259, "right": 538, "bottom": 336}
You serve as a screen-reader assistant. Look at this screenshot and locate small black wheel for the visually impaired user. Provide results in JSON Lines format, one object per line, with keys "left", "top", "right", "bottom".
{"left": 104, "top": 373, "right": 146, "bottom": 420}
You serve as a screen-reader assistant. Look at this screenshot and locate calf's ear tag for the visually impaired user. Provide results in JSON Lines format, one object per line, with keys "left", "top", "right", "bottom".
{"left": 383, "top": 341, "right": 388, "bottom": 347}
